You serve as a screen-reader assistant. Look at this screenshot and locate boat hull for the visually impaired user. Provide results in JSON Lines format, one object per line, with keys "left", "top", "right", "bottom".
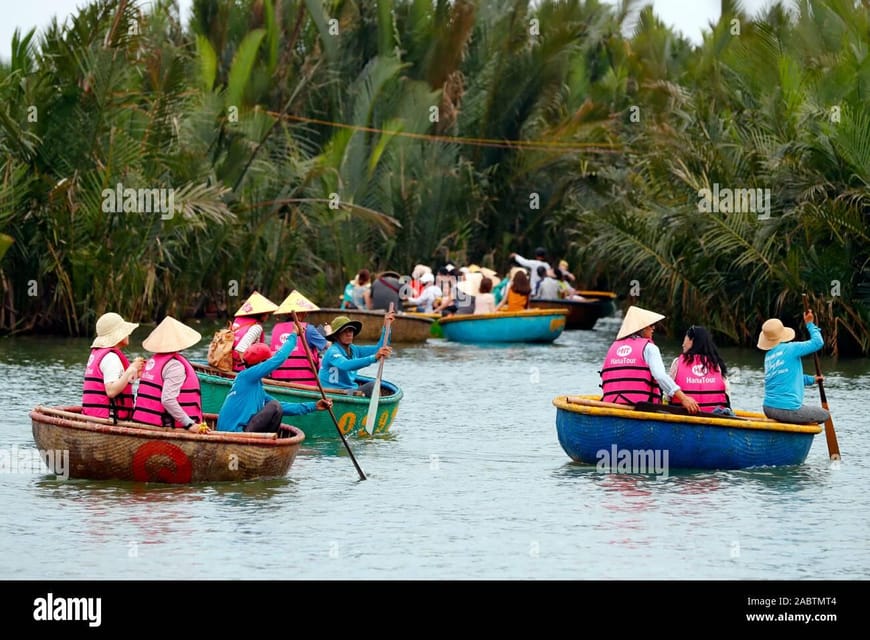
{"left": 439, "top": 309, "right": 567, "bottom": 343}
{"left": 529, "top": 291, "right": 617, "bottom": 330}
{"left": 30, "top": 406, "right": 303, "bottom": 484}
{"left": 196, "top": 365, "right": 402, "bottom": 438}
{"left": 554, "top": 396, "right": 820, "bottom": 470}
{"left": 303, "top": 308, "right": 432, "bottom": 343}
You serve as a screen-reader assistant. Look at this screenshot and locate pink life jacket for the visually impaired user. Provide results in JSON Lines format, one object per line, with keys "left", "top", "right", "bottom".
{"left": 672, "top": 356, "right": 728, "bottom": 411}
{"left": 268, "top": 321, "right": 319, "bottom": 385}
{"left": 81, "top": 347, "right": 134, "bottom": 421}
{"left": 231, "top": 316, "right": 263, "bottom": 371}
{"left": 600, "top": 337, "right": 661, "bottom": 405}
{"left": 131, "top": 353, "right": 202, "bottom": 427}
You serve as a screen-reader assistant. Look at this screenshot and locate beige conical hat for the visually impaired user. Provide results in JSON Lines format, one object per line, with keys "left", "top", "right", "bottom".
{"left": 274, "top": 290, "right": 320, "bottom": 315}
{"left": 142, "top": 316, "right": 202, "bottom": 353}
{"left": 617, "top": 306, "right": 666, "bottom": 339}
{"left": 457, "top": 272, "right": 483, "bottom": 296}
{"left": 234, "top": 291, "right": 278, "bottom": 317}
{"left": 479, "top": 267, "right": 501, "bottom": 287}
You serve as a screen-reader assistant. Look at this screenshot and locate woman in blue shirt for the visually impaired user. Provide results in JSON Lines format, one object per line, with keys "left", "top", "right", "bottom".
{"left": 217, "top": 335, "right": 331, "bottom": 435}
{"left": 757, "top": 309, "right": 829, "bottom": 424}
{"left": 319, "top": 311, "right": 394, "bottom": 396}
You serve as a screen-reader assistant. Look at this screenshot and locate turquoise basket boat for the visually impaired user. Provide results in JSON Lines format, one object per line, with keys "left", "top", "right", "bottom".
{"left": 195, "top": 364, "right": 403, "bottom": 439}
{"left": 554, "top": 395, "right": 822, "bottom": 470}
{"left": 438, "top": 309, "right": 568, "bottom": 343}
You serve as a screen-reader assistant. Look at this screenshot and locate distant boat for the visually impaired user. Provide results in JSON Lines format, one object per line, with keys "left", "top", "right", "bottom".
{"left": 438, "top": 309, "right": 568, "bottom": 344}
{"left": 194, "top": 363, "right": 403, "bottom": 439}
{"left": 529, "top": 290, "right": 617, "bottom": 330}
{"left": 303, "top": 307, "right": 433, "bottom": 343}
{"left": 404, "top": 311, "right": 443, "bottom": 338}
{"left": 554, "top": 395, "right": 822, "bottom": 470}
{"left": 30, "top": 405, "right": 303, "bottom": 484}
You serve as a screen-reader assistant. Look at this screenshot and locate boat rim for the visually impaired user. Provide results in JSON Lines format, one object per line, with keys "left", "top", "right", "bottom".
{"left": 553, "top": 395, "right": 822, "bottom": 434}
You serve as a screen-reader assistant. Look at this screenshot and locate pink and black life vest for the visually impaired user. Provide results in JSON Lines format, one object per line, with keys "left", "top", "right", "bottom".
{"left": 268, "top": 321, "right": 319, "bottom": 385}
{"left": 131, "top": 353, "right": 202, "bottom": 428}
{"left": 672, "top": 356, "right": 728, "bottom": 411}
{"left": 600, "top": 337, "right": 661, "bottom": 405}
{"left": 231, "top": 316, "right": 263, "bottom": 371}
{"left": 81, "top": 347, "right": 134, "bottom": 421}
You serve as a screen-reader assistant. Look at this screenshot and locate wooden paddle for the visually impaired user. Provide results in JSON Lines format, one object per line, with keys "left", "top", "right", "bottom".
{"left": 801, "top": 294, "right": 841, "bottom": 460}
{"left": 365, "top": 302, "right": 394, "bottom": 435}
{"left": 292, "top": 312, "right": 367, "bottom": 480}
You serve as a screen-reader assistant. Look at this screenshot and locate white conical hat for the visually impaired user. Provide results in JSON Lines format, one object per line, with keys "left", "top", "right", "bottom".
{"left": 274, "top": 290, "right": 320, "bottom": 315}
{"left": 142, "top": 316, "right": 202, "bottom": 353}
{"left": 617, "top": 306, "right": 666, "bottom": 339}
{"left": 234, "top": 291, "right": 278, "bottom": 317}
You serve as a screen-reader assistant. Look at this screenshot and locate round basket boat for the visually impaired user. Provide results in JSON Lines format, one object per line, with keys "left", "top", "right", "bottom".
{"left": 30, "top": 406, "right": 304, "bottom": 484}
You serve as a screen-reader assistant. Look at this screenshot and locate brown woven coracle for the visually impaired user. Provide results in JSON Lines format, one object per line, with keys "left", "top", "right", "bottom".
{"left": 30, "top": 406, "right": 304, "bottom": 484}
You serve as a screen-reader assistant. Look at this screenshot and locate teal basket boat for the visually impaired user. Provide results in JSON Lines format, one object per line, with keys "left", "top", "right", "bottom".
{"left": 195, "top": 363, "right": 403, "bottom": 439}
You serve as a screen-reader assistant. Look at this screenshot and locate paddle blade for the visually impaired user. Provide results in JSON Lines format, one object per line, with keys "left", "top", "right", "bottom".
{"left": 365, "top": 389, "right": 380, "bottom": 435}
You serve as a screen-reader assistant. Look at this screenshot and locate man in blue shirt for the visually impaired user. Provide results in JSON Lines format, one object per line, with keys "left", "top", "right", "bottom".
{"left": 319, "top": 311, "right": 394, "bottom": 396}
{"left": 758, "top": 309, "right": 829, "bottom": 424}
{"left": 217, "top": 335, "right": 331, "bottom": 435}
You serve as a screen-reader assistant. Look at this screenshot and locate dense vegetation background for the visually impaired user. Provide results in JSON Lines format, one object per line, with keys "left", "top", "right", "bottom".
{"left": 0, "top": 0, "right": 868, "bottom": 354}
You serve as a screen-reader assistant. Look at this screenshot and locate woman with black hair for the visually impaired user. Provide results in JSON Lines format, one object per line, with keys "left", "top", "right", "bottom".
{"left": 668, "top": 325, "right": 731, "bottom": 412}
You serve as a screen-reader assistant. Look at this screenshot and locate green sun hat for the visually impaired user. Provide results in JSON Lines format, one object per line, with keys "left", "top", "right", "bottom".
{"left": 326, "top": 316, "right": 362, "bottom": 340}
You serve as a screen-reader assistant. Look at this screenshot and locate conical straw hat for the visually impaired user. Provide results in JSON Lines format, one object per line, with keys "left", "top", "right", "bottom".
{"left": 617, "top": 306, "right": 666, "bottom": 339}
{"left": 479, "top": 267, "right": 501, "bottom": 287}
{"left": 234, "top": 291, "right": 278, "bottom": 317}
{"left": 457, "top": 272, "right": 483, "bottom": 296}
{"left": 274, "top": 290, "right": 320, "bottom": 315}
{"left": 142, "top": 316, "right": 202, "bottom": 353}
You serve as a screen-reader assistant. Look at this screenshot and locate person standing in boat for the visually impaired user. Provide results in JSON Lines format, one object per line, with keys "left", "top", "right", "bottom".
{"left": 81, "top": 312, "right": 145, "bottom": 422}
{"left": 509, "top": 247, "right": 550, "bottom": 296}
{"left": 230, "top": 291, "right": 278, "bottom": 372}
{"left": 319, "top": 311, "right": 395, "bottom": 396}
{"left": 216, "top": 338, "right": 332, "bottom": 435}
{"left": 668, "top": 325, "right": 731, "bottom": 412}
{"left": 600, "top": 306, "right": 700, "bottom": 413}
{"left": 757, "top": 310, "right": 829, "bottom": 424}
{"left": 268, "top": 291, "right": 329, "bottom": 386}
{"left": 132, "top": 316, "right": 208, "bottom": 432}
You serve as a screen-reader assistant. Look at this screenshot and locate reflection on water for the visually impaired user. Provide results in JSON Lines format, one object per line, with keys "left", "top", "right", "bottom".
{"left": 1, "top": 328, "right": 868, "bottom": 579}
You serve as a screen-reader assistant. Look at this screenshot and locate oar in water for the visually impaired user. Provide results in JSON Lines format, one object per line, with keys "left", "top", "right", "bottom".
{"left": 292, "top": 311, "right": 367, "bottom": 480}
{"left": 365, "top": 302, "right": 394, "bottom": 435}
{"left": 801, "top": 294, "right": 841, "bottom": 460}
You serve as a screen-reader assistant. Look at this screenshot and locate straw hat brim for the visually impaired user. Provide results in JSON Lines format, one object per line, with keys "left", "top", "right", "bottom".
{"left": 142, "top": 316, "right": 202, "bottom": 353}
{"left": 757, "top": 325, "right": 796, "bottom": 350}
{"left": 91, "top": 318, "right": 139, "bottom": 348}
{"left": 616, "top": 306, "right": 666, "bottom": 339}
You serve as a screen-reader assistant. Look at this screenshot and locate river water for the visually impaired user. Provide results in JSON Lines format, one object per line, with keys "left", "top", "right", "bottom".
{"left": 1, "top": 315, "right": 868, "bottom": 580}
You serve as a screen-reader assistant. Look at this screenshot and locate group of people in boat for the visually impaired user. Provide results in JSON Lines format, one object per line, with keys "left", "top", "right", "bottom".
{"left": 80, "top": 290, "right": 395, "bottom": 437}
{"left": 602, "top": 305, "right": 830, "bottom": 425}
{"left": 339, "top": 248, "right": 584, "bottom": 317}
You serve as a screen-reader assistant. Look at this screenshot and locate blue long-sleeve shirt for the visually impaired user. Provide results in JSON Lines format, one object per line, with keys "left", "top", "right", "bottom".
{"left": 763, "top": 322, "right": 822, "bottom": 410}
{"left": 217, "top": 335, "right": 317, "bottom": 432}
{"left": 318, "top": 328, "right": 390, "bottom": 390}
